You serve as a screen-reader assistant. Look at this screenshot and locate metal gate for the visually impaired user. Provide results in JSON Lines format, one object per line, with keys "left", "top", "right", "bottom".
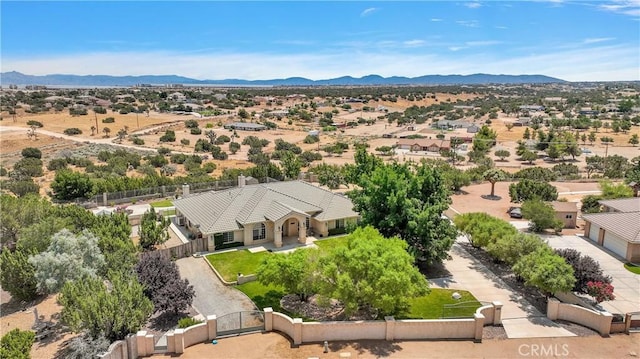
{"left": 217, "top": 311, "right": 265, "bottom": 336}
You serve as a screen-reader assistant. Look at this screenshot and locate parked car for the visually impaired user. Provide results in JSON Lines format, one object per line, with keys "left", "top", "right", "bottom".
{"left": 508, "top": 207, "right": 523, "bottom": 219}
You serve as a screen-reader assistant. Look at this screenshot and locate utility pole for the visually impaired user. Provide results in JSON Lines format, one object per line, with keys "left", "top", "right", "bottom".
{"left": 94, "top": 111, "right": 99, "bottom": 133}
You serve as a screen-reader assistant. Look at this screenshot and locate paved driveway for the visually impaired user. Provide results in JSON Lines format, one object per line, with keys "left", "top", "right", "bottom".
{"left": 545, "top": 235, "right": 640, "bottom": 315}
{"left": 176, "top": 256, "right": 256, "bottom": 317}
{"left": 430, "top": 238, "right": 575, "bottom": 339}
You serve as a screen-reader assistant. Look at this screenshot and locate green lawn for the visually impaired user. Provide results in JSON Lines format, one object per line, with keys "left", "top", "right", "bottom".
{"left": 206, "top": 250, "right": 270, "bottom": 282}
{"left": 236, "top": 281, "right": 285, "bottom": 312}
{"left": 149, "top": 199, "right": 174, "bottom": 208}
{"left": 313, "top": 235, "right": 349, "bottom": 253}
{"left": 406, "top": 288, "right": 481, "bottom": 319}
{"left": 624, "top": 262, "right": 640, "bottom": 275}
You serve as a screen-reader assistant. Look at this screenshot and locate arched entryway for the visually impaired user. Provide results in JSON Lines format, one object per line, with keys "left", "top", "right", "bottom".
{"left": 281, "top": 217, "right": 300, "bottom": 238}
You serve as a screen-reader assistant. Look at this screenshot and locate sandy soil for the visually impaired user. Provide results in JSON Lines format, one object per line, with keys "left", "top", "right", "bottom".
{"left": 150, "top": 331, "right": 640, "bottom": 359}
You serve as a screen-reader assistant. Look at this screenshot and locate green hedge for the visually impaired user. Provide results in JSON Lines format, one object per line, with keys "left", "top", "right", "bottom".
{"left": 328, "top": 227, "right": 347, "bottom": 236}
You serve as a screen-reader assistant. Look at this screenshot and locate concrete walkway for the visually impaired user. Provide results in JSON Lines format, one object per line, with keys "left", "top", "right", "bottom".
{"left": 430, "top": 239, "right": 576, "bottom": 339}
{"left": 545, "top": 235, "right": 640, "bottom": 315}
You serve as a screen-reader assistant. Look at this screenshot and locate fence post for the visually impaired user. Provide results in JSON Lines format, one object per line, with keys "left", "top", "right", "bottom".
{"left": 174, "top": 329, "right": 185, "bottom": 354}
{"left": 136, "top": 331, "right": 147, "bottom": 357}
{"left": 547, "top": 298, "right": 560, "bottom": 320}
{"left": 264, "top": 308, "right": 273, "bottom": 331}
{"left": 492, "top": 301, "right": 503, "bottom": 325}
{"left": 207, "top": 315, "right": 217, "bottom": 340}
{"left": 598, "top": 311, "right": 613, "bottom": 337}
{"left": 293, "top": 318, "right": 303, "bottom": 345}
{"left": 474, "top": 313, "right": 484, "bottom": 343}
{"left": 384, "top": 316, "right": 395, "bottom": 341}
{"left": 103, "top": 192, "right": 108, "bottom": 206}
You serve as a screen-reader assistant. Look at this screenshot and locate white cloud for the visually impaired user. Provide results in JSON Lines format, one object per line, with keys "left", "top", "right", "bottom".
{"left": 2, "top": 44, "right": 638, "bottom": 82}
{"left": 598, "top": 0, "right": 640, "bottom": 17}
{"left": 456, "top": 20, "right": 480, "bottom": 27}
{"left": 464, "top": 2, "right": 482, "bottom": 9}
{"left": 403, "top": 40, "right": 426, "bottom": 47}
{"left": 582, "top": 37, "right": 616, "bottom": 44}
{"left": 495, "top": 25, "right": 508, "bottom": 29}
{"left": 360, "top": 7, "right": 378, "bottom": 17}
{"left": 431, "top": 18, "right": 443, "bottom": 22}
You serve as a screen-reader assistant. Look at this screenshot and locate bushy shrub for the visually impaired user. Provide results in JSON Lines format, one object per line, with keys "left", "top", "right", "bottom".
{"left": 26, "top": 120, "right": 43, "bottom": 128}
{"left": 21, "top": 147, "right": 42, "bottom": 159}
{"left": 93, "top": 106, "right": 108, "bottom": 114}
{"left": 184, "top": 119, "right": 199, "bottom": 129}
{"left": 159, "top": 130, "right": 176, "bottom": 142}
{"left": 555, "top": 248, "right": 612, "bottom": 294}
{"left": 0, "top": 328, "right": 35, "bottom": 359}
{"left": 102, "top": 117, "right": 115, "bottom": 123}
{"left": 178, "top": 317, "right": 203, "bottom": 329}
{"left": 190, "top": 128, "right": 202, "bottom": 135}
{"left": 47, "top": 158, "right": 68, "bottom": 171}
{"left": 586, "top": 281, "right": 615, "bottom": 303}
{"left": 304, "top": 134, "right": 320, "bottom": 144}
{"left": 513, "top": 167, "right": 557, "bottom": 182}
{"left": 64, "top": 128, "right": 83, "bottom": 135}
{"left": 132, "top": 137, "right": 145, "bottom": 145}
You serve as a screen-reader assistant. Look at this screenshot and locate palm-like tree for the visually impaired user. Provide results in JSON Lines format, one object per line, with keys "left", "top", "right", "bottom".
{"left": 483, "top": 168, "right": 507, "bottom": 198}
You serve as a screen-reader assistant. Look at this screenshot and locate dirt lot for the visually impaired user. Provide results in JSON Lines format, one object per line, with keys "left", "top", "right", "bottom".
{"left": 450, "top": 181, "right": 601, "bottom": 235}
{"left": 151, "top": 331, "right": 640, "bottom": 359}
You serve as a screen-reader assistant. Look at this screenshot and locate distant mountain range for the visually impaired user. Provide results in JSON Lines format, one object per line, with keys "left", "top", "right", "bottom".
{"left": 0, "top": 71, "right": 566, "bottom": 87}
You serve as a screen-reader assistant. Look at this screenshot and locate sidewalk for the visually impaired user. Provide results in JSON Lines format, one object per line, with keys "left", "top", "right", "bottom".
{"left": 430, "top": 239, "right": 576, "bottom": 339}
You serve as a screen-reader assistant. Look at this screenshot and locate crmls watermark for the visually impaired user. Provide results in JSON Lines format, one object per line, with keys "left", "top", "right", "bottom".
{"left": 518, "top": 344, "right": 570, "bottom": 357}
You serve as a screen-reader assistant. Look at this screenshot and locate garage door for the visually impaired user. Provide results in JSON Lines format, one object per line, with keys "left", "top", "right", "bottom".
{"left": 588, "top": 223, "right": 600, "bottom": 243}
{"left": 603, "top": 231, "right": 628, "bottom": 259}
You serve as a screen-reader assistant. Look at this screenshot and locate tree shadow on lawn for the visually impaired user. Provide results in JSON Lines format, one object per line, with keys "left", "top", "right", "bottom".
{"left": 251, "top": 290, "right": 285, "bottom": 312}
{"left": 147, "top": 311, "right": 192, "bottom": 332}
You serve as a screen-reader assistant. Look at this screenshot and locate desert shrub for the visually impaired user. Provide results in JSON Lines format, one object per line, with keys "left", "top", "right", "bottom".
{"left": 229, "top": 142, "right": 241, "bottom": 154}
{"left": 102, "top": 117, "right": 115, "bottom": 123}
{"left": 304, "top": 134, "right": 320, "bottom": 144}
{"left": 59, "top": 334, "right": 110, "bottom": 359}
{"left": 13, "top": 158, "right": 43, "bottom": 177}
{"left": 203, "top": 162, "right": 217, "bottom": 173}
{"left": 132, "top": 137, "right": 145, "bottom": 145}
{"left": 93, "top": 106, "right": 107, "bottom": 114}
{"left": 170, "top": 153, "right": 187, "bottom": 164}
{"left": 180, "top": 138, "right": 190, "bottom": 146}
{"left": 210, "top": 146, "right": 228, "bottom": 160}
{"left": 194, "top": 139, "right": 213, "bottom": 152}
{"left": 159, "top": 130, "right": 176, "bottom": 142}
{"left": 190, "top": 128, "right": 202, "bottom": 135}
{"left": 242, "top": 136, "right": 269, "bottom": 148}
{"left": 513, "top": 167, "right": 557, "bottom": 182}
{"left": 64, "top": 128, "right": 83, "bottom": 135}
{"left": 26, "top": 120, "right": 43, "bottom": 128}
{"left": 47, "top": 158, "right": 68, "bottom": 171}
{"left": 69, "top": 107, "right": 88, "bottom": 116}
{"left": 147, "top": 155, "right": 168, "bottom": 168}
{"left": 157, "top": 147, "right": 172, "bottom": 156}
{"left": 184, "top": 119, "right": 199, "bottom": 129}
{"left": 21, "top": 147, "right": 42, "bottom": 159}
{"left": 214, "top": 135, "right": 231, "bottom": 144}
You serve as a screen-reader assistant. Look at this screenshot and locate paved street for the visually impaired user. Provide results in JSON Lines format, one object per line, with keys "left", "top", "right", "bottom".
{"left": 176, "top": 256, "right": 256, "bottom": 317}
{"left": 430, "top": 238, "right": 576, "bottom": 339}
{"left": 545, "top": 235, "right": 640, "bottom": 315}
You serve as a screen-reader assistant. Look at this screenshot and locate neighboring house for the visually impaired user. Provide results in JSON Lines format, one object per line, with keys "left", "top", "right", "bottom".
{"left": 513, "top": 117, "right": 531, "bottom": 127}
{"left": 173, "top": 178, "right": 359, "bottom": 250}
{"left": 224, "top": 122, "right": 268, "bottom": 131}
{"left": 582, "top": 197, "right": 640, "bottom": 262}
{"left": 551, "top": 201, "right": 578, "bottom": 229}
{"left": 466, "top": 124, "right": 480, "bottom": 134}
{"left": 396, "top": 138, "right": 451, "bottom": 152}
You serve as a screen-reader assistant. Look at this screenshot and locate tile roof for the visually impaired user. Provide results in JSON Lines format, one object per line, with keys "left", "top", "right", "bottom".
{"left": 551, "top": 201, "right": 578, "bottom": 213}
{"left": 598, "top": 197, "right": 640, "bottom": 213}
{"left": 173, "top": 181, "right": 358, "bottom": 234}
{"left": 582, "top": 212, "right": 640, "bottom": 243}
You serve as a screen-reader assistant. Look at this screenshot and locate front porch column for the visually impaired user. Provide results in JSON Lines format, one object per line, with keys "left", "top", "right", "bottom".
{"left": 274, "top": 222, "right": 283, "bottom": 248}
{"left": 244, "top": 224, "right": 254, "bottom": 246}
{"left": 298, "top": 218, "right": 307, "bottom": 244}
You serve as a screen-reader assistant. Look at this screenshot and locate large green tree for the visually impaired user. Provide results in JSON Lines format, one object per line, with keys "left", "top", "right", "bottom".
{"left": 139, "top": 208, "right": 169, "bottom": 250}
{"left": 59, "top": 273, "right": 153, "bottom": 341}
{"left": 50, "top": 169, "right": 94, "bottom": 200}
{"left": 348, "top": 161, "right": 456, "bottom": 263}
{"left": 483, "top": 168, "right": 507, "bottom": 198}
{"left": 508, "top": 179, "right": 558, "bottom": 203}
{"left": 521, "top": 199, "right": 563, "bottom": 233}
{"left": 318, "top": 226, "right": 428, "bottom": 318}
{"left": 258, "top": 248, "right": 320, "bottom": 301}
{"left": 279, "top": 151, "right": 302, "bottom": 180}
{"left": 0, "top": 248, "right": 38, "bottom": 301}
{"left": 29, "top": 229, "right": 106, "bottom": 294}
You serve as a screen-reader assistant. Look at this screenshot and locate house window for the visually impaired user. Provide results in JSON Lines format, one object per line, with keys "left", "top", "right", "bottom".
{"left": 220, "top": 231, "right": 234, "bottom": 243}
{"left": 335, "top": 219, "right": 345, "bottom": 229}
{"left": 565, "top": 214, "right": 573, "bottom": 219}
{"left": 253, "top": 223, "right": 266, "bottom": 240}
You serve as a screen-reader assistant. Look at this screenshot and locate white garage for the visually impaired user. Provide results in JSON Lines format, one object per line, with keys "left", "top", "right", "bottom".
{"left": 603, "top": 231, "right": 628, "bottom": 259}
{"left": 588, "top": 223, "right": 600, "bottom": 243}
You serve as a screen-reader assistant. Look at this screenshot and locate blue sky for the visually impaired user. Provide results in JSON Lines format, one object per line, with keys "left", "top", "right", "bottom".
{"left": 1, "top": 1, "right": 639, "bottom": 81}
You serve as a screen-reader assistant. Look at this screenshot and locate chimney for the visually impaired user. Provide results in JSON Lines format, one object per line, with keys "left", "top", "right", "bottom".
{"left": 238, "top": 174, "right": 246, "bottom": 188}
{"left": 182, "top": 183, "right": 190, "bottom": 196}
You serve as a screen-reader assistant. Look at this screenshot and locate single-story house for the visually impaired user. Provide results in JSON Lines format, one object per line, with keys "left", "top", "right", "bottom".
{"left": 551, "top": 201, "right": 578, "bottom": 228}
{"left": 173, "top": 178, "right": 359, "bottom": 249}
{"left": 466, "top": 125, "right": 480, "bottom": 134}
{"left": 224, "top": 122, "right": 268, "bottom": 131}
{"left": 396, "top": 138, "right": 451, "bottom": 152}
{"left": 582, "top": 197, "right": 640, "bottom": 262}
{"left": 513, "top": 117, "right": 531, "bottom": 127}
